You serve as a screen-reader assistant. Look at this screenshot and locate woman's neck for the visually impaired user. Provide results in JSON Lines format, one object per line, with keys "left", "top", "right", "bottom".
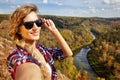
{"left": 25, "top": 40, "right": 36, "bottom": 48}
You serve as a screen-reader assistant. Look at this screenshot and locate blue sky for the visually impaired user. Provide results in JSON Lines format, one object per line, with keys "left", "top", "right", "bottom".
{"left": 0, "top": 0, "right": 120, "bottom": 18}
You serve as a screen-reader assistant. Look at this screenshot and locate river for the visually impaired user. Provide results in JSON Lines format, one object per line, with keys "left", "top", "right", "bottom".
{"left": 74, "top": 31, "right": 98, "bottom": 80}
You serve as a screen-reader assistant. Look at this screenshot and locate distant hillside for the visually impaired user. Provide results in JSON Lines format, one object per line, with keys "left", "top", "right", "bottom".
{"left": 0, "top": 14, "right": 9, "bottom": 22}
{"left": 1, "top": 14, "right": 120, "bottom": 28}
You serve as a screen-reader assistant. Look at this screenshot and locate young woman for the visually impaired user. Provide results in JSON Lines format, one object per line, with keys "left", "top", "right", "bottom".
{"left": 7, "top": 4, "right": 73, "bottom": 80}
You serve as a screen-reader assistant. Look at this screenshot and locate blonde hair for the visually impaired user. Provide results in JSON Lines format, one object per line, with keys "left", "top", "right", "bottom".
{"left": 9, "top": 4, "right": 51, "bottom": 80}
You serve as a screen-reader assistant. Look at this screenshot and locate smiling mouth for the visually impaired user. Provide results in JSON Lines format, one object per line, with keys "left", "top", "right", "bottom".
{"left": 30, "top": 31, "right": 39, "bottom": 36}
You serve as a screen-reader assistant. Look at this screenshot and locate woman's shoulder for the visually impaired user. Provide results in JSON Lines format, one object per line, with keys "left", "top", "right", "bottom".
{"left": 7, "top": 47, "right": 41, "bottom": 70}
{"left": 7, "top": 47, "right": 27, "bottom": 60}
{"left": 7, "top": 48, "right": 19, "bottom": 60}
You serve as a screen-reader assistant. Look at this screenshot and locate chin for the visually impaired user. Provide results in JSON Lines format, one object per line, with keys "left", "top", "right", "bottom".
{"left": 33, "top": 36, "right": 40, "bottom": 40}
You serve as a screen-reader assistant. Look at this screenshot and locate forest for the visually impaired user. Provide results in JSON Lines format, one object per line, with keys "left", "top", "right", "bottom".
{"left": 88, "top": 21, "right": 120, "bottom": 80}
{"left": 0, "top": 14, "right": 120, "bottom": 80}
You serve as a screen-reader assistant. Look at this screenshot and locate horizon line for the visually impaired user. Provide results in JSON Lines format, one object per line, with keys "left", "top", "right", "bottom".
{"left": 0, "top": 13, "right": 120, "bottom": 19}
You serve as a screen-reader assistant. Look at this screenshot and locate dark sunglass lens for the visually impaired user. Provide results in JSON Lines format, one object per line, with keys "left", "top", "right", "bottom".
{"left": 35, "top": 19, "right": 42, "bottom": 27}
{"left": 23, "top": 22, "right": 34, "bottom": 29}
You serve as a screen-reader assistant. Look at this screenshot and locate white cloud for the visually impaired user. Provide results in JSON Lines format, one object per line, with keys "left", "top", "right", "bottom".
{"left": 103, "top": 0, "right": 110, "bottom": 4}
{"left": 10, "top": 5, "right": 20, "bottom": 9}
{"left": 90, "top": 8, "right": 97, "bottom": 13}
{"left": 116, "top": 7, "right": 120, "bottom": 10}
{"left": 113, "top": 7, "right": 120, "bottom": 10}
{"left": 43, "top": 0, "right": 48, "bottom": 4}
{"left": 101, "top": 8, "right": 105, "bottom": 11}
{"left": 84, "top": 0, "right": 91, "bottom": 4}
{"left": 17, "top": 5, "right": 20, "bottom": 8}
{"left": 5, "top": 0, "right": 15, "bottom": 3}
{"left": 10, "top": 5, "right": 15, "bottom": 8}
{"left": 88, "top": 6, "right": 97, "bottom": 13}
{"left": 111, "top": 0, "right": 120, "bottom": 4}
{"left": 55, "top": 2, "right": 63, "bottom": 5}
{"left": 103, "top": 0, "right": 120, "bottom": 4}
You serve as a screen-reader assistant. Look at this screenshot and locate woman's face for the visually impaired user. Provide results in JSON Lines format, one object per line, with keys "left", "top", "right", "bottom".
{"left": 19, "top": 11, "right": 41, "bottom": 42}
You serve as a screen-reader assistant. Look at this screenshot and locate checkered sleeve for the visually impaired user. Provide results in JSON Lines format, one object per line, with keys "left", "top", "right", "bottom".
{"left": 41, "top": 46, "right": 65, "bottom": 60}
{"left": 7, "top": 48, "right": 40, "bottom": 79}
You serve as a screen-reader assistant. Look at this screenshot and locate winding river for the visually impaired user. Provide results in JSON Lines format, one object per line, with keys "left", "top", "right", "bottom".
{"left": 74, "top": 31, "right": 98, "bottom": 80}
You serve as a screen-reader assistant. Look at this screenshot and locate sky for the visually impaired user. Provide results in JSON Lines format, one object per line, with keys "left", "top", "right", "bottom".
{"left": 0, "top": 0, "right": 120, "bottom": 18}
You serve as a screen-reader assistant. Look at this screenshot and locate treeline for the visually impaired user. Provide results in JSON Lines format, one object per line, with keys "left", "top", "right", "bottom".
{"left": 0, "top": 14, "right": 9, "bottom": 22}
{"left": 88, "top": 22, "right": 120, "bottom": 80}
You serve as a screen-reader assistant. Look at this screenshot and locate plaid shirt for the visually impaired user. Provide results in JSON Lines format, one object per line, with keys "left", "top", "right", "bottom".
{"left": 7, "top": 44, "right": 64, "bottom": 80}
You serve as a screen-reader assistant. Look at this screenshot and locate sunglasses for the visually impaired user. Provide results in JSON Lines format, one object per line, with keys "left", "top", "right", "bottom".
{"left": 23, "top": 19, "right": 42, "bottom": 29}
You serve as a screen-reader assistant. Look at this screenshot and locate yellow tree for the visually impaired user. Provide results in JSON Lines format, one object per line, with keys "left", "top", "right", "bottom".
{"left": 105, "top": 56, "right": 115, "bottom": 70}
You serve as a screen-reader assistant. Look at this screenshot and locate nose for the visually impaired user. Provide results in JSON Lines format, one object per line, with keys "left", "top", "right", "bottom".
{"left": 32, "top": 23, "right": 39, "bottom": 30}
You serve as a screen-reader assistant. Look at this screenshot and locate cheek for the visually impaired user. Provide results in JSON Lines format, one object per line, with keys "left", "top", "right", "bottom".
{"left": 21, "top": 31, "right": 27, "bottom": 38}
{"left": 20, "top": 28, "right": 30, "bottom": 38}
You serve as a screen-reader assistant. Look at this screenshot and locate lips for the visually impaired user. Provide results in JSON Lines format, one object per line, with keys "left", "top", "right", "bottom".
{"left": 30, "top": 31, "right": 39, "bottom": 36}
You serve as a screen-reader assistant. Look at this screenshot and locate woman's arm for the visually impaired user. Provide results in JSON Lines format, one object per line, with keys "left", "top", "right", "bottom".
{"left": 42, "top": 19, "right": 73, "bottom": 57}
{"left": 15, "top": 63, "right": 43, "bottom": 80}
